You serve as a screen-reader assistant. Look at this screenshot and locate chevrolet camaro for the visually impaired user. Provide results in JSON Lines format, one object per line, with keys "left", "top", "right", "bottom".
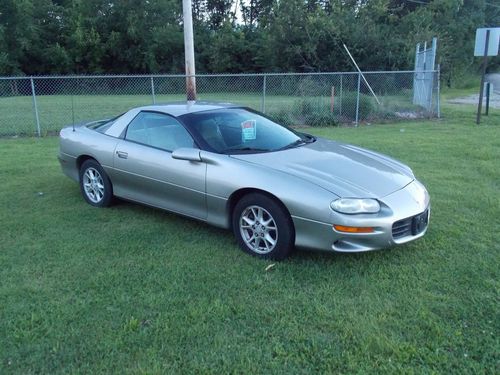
{"left": 58, "top": 102, "right": 430, "bottom": 260}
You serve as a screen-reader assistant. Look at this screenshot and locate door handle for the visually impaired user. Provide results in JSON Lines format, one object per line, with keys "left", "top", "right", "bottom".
{"left": 116, "top": 151, "right": 128, "bottom": 159}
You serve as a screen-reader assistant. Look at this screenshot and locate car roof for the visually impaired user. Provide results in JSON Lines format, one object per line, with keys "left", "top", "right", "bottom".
{"left": 134, "top": 101, "right": 242, "bottom": 117}
{"left": 103, "top": 101, "right": 244, "bottom": 137}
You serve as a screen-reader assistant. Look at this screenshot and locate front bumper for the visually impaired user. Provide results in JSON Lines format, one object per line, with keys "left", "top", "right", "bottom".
{"left": 293, "top": 180, "right": 430, "bottom": 252}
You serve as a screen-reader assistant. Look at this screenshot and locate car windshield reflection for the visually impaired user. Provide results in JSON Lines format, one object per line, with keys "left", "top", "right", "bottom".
{"left": 180, "top": 108, "right": 313, "bottom": 154}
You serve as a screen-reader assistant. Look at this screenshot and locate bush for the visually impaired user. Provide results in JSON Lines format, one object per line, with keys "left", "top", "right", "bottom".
{"left": 267, "top": 99, "right": 337, "bottom": 127}
{"left": 266, "top": 108, "right": 295, "bottom": 126}
{"left": 294, "top": 97, "right": 337, "bottom": 126}
{"left": 304, "top": 111, "right": 337, "bottom": 127}
{"left": 295, "top": 97, "right": 316, "bottom": 117}
{"left": 297, "top": 77, "right": 327, "bottom": 96}
{"left": 339, "top": 92, "right": 375, "bottom": 120}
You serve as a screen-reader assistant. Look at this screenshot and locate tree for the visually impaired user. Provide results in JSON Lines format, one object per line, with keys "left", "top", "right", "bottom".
{"left": 0, "top": 0, "right": 497, "bottom": 77}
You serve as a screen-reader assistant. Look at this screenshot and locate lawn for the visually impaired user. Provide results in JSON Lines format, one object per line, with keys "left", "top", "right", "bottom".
{"left": 0, "top": 100, "right": 499, "bottom": 373}
{"left": 0, "top": 93, "right": 262, "bottom": 136}
{"left": 0, "top": 90, "right": 421, "bottom": 136}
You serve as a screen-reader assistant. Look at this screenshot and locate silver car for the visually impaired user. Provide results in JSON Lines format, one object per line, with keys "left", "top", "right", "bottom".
{"left": 58, "top": 102, "right": 430, "bottom": 260}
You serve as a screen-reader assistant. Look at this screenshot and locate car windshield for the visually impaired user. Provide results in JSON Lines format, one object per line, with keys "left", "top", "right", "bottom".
{"left": 180, "top": 108, "right": 311, "bottom": 153}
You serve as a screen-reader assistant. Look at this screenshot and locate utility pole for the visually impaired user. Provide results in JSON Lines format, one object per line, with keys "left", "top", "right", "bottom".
{"left": 182, "top": 0, "right": 196, "bottom": 101}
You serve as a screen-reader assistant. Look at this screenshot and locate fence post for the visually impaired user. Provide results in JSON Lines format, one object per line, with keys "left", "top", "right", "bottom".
{"left": 355, "top": 73, "right": 361, "bottom": 126}
{"left": 150, "top": 76, "right": 156, "bottom": 104}
{"left": 30, "top": 77, "right": 41, "bottom": 137}
{"left": 339, "top": 74, "right": 343, "bottom": 116}
{"left": 437, "top": 64, "right": 441, "bottom": 119}
{"left": 485, "top": 82, "right": 491, "bottom": 116}
{"left": 261, "top": 74, "right": 267, "bottom": 113}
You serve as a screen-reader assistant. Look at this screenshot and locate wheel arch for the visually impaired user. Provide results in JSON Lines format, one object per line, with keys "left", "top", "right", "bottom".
{"left": 226, "top": 188, "right": 294, "bottom": 232}
{"left": 76, "top": 154, "right": 98, "bottom": 172}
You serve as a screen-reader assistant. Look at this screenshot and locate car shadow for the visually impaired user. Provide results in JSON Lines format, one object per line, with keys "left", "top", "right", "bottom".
{"left": 108, "top": 198, "right": 406, "bottom": 265}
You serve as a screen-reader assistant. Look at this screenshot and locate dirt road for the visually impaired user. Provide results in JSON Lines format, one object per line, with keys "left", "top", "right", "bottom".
{"left": 486, "top": 73, "right": 500, "bottom": 94}
{"left": 446, "top": 73, "right": 500, "bottom": 108}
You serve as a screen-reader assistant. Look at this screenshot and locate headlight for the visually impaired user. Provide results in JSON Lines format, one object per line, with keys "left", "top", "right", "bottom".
{"left": 330, "top": 198, "right": 380, "bottom": 214}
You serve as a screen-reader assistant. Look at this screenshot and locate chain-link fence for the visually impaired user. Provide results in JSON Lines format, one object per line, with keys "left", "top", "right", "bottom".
{"left": 0, "top": 70, "right": 440, "bottom": 137}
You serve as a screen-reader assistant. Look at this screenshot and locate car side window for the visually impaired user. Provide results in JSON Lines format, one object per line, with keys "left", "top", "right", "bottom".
{"left": 125, "top": 112, "right": 195, "bottom": 151}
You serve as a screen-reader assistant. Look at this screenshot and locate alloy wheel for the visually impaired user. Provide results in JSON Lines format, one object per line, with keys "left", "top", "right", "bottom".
{"left": 82, "top": 167, "right": 105, "bottom": 203}
{"left": 239, "top": 205, "right": 278, "bottom": 254}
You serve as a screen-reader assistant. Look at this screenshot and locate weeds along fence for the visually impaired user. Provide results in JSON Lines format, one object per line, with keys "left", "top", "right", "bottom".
{"left": 0, "top": 70, "right": 440, "bottom": 137}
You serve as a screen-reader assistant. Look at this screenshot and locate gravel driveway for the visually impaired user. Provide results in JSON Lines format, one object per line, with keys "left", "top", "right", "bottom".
{"left": 447, "top": 73, "right": 500, "bottom": 108}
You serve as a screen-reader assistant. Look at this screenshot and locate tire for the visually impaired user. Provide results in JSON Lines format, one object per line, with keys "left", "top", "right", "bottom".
{"left": 232, "top": 193, "right": 295, "bottom": 260}
{"left": 79, "top": 159, "right": 113, "bottom": 207}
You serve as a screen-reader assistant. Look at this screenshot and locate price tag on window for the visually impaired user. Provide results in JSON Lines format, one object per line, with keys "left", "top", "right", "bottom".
{"left": 241, "top": 120, "right": 257, "bottom": 142}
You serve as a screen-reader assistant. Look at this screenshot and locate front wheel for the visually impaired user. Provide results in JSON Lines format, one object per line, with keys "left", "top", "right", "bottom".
{"left": 79, "top": 159, "right": 113, "bottom": 207}
{"left": 232, "top": 193, "right": 294, "bottom": 260}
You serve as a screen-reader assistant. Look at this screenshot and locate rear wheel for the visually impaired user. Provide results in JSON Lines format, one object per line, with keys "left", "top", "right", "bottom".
{"left": 232, "top": 193, "right": 294, "bottom": 260}
{"left": 79, "top": 159, "right": 113, "bottom": 207}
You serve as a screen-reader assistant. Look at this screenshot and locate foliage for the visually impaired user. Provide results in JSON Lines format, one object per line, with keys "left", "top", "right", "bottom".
{"left": 340, "top": 92, "right": 376, "bottom": 120}
{"left": 292, "top": 97, "right": 334, "bottom": 126}
{"left": 266, "top": 107, "right": 295, "bottom": 127}
{"left": 0, "top": 0, "right": 499, "bottom": 81}
{"left": 268, "top": 98, "right": 338, "bottom": 127}
{"left": 304, "top": 109, "right": 338, "bottom": 127}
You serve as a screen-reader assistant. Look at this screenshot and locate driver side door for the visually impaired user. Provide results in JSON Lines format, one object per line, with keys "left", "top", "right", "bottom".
{"left": 111, "top": 111, "right": 207, "bottom": 220}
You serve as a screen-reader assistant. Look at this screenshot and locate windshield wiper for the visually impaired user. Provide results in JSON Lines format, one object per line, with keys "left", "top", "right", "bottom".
{"left": 303, "top": 134, "right": 316, "bottom": 143}
{"left": 222, "top": 146, "right": 270, "bottom": 153}
{"left": 278, "top": 139, "right": 307, "bottom": 151}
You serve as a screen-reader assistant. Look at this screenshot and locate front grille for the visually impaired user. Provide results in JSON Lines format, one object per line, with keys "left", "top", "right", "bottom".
{"left": 392, "top": 217, "right": 413, "bottom": 239}
{"left": 392, "top": 209, "right": 429, "bottom": 239}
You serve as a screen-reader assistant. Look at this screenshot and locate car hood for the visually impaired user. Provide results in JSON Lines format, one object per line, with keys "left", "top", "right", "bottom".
{"left": 231, "top": 137, "right": 414, "bottom": 198}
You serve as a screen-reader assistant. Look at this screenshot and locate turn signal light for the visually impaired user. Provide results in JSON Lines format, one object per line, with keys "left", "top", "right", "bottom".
{"left": 333, "top": 225, "right": 374, "bottom": 233}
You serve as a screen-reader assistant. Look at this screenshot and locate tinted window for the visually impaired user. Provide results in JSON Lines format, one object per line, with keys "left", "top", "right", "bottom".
{"left": 88, "top": 115, "right": 122, "bottom": 134}
{"left": 180, "top": 108, "right": 303, "bottom": 153}
{"left": 125, "top": 112, "right": 195, "bottom": 151}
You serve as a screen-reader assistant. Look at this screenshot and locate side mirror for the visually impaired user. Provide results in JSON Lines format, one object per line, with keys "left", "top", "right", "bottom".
{"left": 171, "top": 147, "right": 202, "bottom": 162}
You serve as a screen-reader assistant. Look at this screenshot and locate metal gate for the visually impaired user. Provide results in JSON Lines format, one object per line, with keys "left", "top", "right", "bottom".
{"left": 413, "top": 37, "right": 437, "bottom": 111}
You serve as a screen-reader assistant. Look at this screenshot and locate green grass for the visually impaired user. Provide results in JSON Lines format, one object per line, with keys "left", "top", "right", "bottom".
{"left": 1, "top": 99, "right": 499, "bottom": 373}
{"left": 0, "top": 93, "right": 262, "bottom": 136}
{"left": 0, "top": 93, "right": 311, "bottom": 136}
{"left": 0, "top": 90, "right": 432, "bottom": 136}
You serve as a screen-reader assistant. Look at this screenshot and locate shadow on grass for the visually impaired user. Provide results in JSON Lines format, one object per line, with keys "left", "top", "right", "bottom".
{"left": 56, "top": 179, "right": 427, "bottom": 278}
